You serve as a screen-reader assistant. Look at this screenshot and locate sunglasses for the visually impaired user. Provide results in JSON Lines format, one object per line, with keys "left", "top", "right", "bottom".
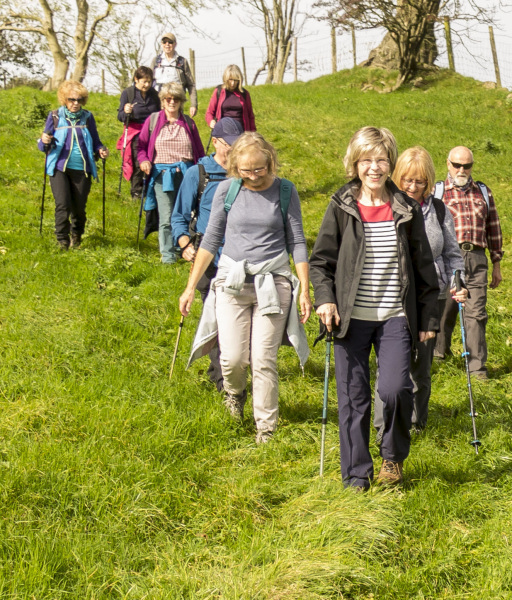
{"left": 449, "top": 160, "right": 473, "bottom": 170}
{"left": 67, "top": 97, "right": 84, "bottom": 104}
{"left": 162, "top": 40, "right": 175, "bottom": 44}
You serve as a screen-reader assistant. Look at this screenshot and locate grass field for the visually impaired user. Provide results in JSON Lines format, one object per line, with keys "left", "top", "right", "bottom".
{"left": 1, "top": 68, "right": 512, "bottom": 599}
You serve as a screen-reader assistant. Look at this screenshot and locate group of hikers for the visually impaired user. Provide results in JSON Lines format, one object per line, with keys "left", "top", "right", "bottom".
{"left": 37, "top": 31, "right": 504, "bottom": 490}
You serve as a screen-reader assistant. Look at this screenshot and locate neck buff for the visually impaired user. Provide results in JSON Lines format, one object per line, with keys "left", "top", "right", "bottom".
{"left": 64, "top": 107, "right": 84, "bottom": 122}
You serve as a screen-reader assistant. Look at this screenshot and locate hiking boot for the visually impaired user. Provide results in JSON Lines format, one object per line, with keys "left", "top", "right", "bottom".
{"left": 223, "top": 390, "right": 246, "bottom": 420}
{"left": 58, "top": 238, "right": 70, "bottom": 251}
{"left": 255, "top": 429, "right": 274, "bottom": 445}
{"left": 377, "top": 459, "right": 403, "bottom": 485}
{"left": 70, "top": 233, "right": 82, "bottom": 248}
{"left": 473, "top": 371, "right": 489, "bottom": 381}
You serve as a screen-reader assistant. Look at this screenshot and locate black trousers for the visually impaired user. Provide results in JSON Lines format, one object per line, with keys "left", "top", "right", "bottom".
{"left": 130, "top": 134, "right": 144, "bottom": 198}
{"left": 50, "top": 168, "right": 91, "bottom": 241}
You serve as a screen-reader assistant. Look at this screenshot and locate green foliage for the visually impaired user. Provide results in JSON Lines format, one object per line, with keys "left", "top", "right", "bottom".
{"left": 13, "top": 95, "right": 52, "bottom": 128}
{"left": 0, "top": 70, "right": 512, "bottom": 598}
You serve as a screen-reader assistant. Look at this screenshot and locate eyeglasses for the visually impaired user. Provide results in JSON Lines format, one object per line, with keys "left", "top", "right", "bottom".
{"left": 67, "top": 97, "right": 84, "bottom": 104}
{"left": 358, "top": 158, "right": 389, "bottom": 168}
{"left": 163, "top": 97, "right": 180, "bottom": 103}
{"left": 401, "top": 178, "right": 427, "bottom": 188}
{"left": 239, "top": 166, "right": 268, "bottom": 176}
{"left": 449, "top": 160, "right": 473, "bottom": 170}
{"left": 162, "top": 40, "right": 175, "bottom": 44}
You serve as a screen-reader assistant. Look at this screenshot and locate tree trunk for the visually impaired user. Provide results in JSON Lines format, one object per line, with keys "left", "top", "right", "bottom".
{"left": 42, "top": 53, "right": 69, "bottom": 90}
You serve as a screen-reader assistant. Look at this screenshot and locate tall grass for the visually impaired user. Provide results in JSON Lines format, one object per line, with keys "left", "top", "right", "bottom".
{"left": 0, "top": 68, "right": 511, "bottom": 598}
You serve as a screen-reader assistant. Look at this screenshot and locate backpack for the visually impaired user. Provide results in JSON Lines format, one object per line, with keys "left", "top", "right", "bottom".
{"left": 224, "top": 177, "right": 293, "bottom": 249}
{"left": 433, "top": 180, "right": 490, "bottom": 216}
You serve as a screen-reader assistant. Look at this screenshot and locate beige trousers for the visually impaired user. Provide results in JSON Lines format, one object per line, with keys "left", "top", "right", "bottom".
{"left": 215, "top": 276, "right": 292, "bottom": 432}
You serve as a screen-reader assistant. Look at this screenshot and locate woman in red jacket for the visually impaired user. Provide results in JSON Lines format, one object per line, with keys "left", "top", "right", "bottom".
{"left": 205, "top": 65, "right": 256, "bottom": 132}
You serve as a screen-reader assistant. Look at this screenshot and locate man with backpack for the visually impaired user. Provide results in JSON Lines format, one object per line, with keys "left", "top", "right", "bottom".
{"left": 150, "top": 32, "right": 197, "bottom": 118}
{"left": 434, "top": 146, "right": 504, "bottom": 379}
{"left": 171, "top": 117, "right": 244, "bottom": 391}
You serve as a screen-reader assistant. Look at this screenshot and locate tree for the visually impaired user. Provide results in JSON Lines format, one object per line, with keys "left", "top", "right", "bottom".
{"left": 0, "top": 30, "right": 48, "bottom": 86}
{"left": 0, "top": 0, "right": 200, "bottom": 90}
{"left": 314, "top": 0, "right": 499, "bottom": 90}
{"left": 241, "top": 0, "right": 306, "bottom": 84}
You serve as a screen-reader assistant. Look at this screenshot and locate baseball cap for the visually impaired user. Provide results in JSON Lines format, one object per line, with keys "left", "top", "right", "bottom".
{"left": 212, "top": 118, "right": 244, "bottom": 145}
{"left": 161, "top": 33, "right": 177, "bottom": 43}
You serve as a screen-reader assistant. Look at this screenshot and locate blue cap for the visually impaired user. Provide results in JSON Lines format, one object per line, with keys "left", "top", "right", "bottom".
{"left": 212, "top": 117, "right": 244, "bottom": 146}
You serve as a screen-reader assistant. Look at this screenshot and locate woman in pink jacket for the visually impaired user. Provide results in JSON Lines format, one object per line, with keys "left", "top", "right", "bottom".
{"left": 205, "top": 65, "right": 256, "bottom": 132}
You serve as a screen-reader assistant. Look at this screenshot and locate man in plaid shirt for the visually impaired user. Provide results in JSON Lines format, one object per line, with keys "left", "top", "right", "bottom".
{"left": 434, "top": 146, "right": 503, "bottom": 379}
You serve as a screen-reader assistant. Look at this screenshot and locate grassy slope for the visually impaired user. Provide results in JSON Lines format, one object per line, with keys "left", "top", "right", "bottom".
{"left": 1, "top": 68, "right": 512, "bottom": 599}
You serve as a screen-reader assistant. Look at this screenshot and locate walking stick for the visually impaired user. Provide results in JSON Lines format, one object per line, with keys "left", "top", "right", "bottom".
{"left": 102, "top": 158, "right": 106, "bottom": 236}
{"left": 455, "top": 270, "right": 481, "bottom": 454}
{"left": 136, "top": 174, "right": 147, "bottom": 250}
{"left": 118, "top": 113, "right": 131, "bottom": 195}
{"left": 205, "top": 131, "right": 213, "bottom": 154}
{"left": 320, "top": 330, "right": 333, "bottom": 476}
{"left": 169, "top": 315, "right": 185, "bottom": 381}
{"left": 39, "top": 146, "right": 50, "bottom": 235}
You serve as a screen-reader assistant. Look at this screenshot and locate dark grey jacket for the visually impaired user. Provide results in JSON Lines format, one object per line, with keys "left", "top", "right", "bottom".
{"left": 310, "top": 179, "right": 440, "bottom": 345}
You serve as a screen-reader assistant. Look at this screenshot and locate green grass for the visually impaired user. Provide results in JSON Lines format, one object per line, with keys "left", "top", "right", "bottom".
{"left": 1, "top": 67, "right": 512, "bottom": 598}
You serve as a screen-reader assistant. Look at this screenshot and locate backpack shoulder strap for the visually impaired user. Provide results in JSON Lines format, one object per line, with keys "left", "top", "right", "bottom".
{"left": 433, "top": 181, "right": 445, "bottom": 200}
{"left": 149, "top": 112, "right": 159, "bottom": 134}
{"left": 196, "top": 163, "right": 208, "bottom": 204}
{"left": 432, "top": 197, "right": 446, "bottom": 227}
{"left": 279, "top": 178, "right": 293, "bottom": 225}
{"left": 176, "top": 55, "right": 185, "bottom": 70}
{"left": 476, "top": 181, "right": 490, "bottom": 209}
{"left": 224, "top": 178, "right": 244, "bottom": 212}
{"left": 126, "top": 85, "right": 136, "bottom": 105}
{"left": 183, "top": 114, "right": 194, "bottom": 129}
{"left": 216, "top": 84, "right": 222, "bottom": 100}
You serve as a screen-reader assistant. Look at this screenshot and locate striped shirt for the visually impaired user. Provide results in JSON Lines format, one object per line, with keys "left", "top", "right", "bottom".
{"left": 352, "top": 202, "right": 404, "bottom": 322}
{"left": 154, "top": 121, "right": 193, "bottom": 164}
{"left": 442, "top": 176, "right": 503, "bottom": 263}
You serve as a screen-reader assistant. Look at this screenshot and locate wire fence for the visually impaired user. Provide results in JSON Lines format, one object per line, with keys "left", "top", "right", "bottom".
{"left": 191, "top": 22, "right": 512, "bottom": 91}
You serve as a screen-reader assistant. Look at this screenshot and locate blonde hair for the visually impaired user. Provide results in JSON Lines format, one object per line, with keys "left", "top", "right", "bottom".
{"left": 227, "top": 132, "right": 279, "bottom": 178}
{"left": 158, "top": 82, "right": 187, "bottom": 106}
{"left": 343, "top": 127, "right": 398, "bottom": 178}
{"left": 222, "top": 64, "right": 244, "bottom": 92}
{"left": 393, "top": 146, "right": 435, "bottom": 198}
{"left": 57, "top": 80, "right": 89, "bottom": 106}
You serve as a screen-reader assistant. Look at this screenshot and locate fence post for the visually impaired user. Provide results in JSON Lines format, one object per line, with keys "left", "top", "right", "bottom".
{"left": 488, "top": 25, "right": 501, "bottom": 87}
{"left": 293, "top": 37, "right": 298, "bottom": 82}
{"left": 241, "top": 47, "right": 248, "bottom": 85}
{"left": 351, "top": 24, "right": 356, "bottom": 67}
{"left": 444, "top": 16, "right": 455, "bottom": 71}
{"left": 331, "top": 25, "right": 337, "bottom": 73}
{"left": 189, "top": 49, "right": 196, "bottom": 82}
{"left": 101, "top": 69, "right": 105, "bottom": 93}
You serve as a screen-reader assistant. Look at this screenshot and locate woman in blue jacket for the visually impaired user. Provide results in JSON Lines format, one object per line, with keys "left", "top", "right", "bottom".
{"left": 39, "top": 80, "right": 109, "bottom": 249}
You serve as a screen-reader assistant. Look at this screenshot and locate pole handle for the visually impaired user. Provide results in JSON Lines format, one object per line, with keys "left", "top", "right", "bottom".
{"left": 454, "top": 270, "right": 462, "bottom": 292}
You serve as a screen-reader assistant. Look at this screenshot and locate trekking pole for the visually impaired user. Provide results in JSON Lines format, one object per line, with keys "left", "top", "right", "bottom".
{"left": 205, "top": 131, "right": 213, "bottom": 154}
{"left": 118, "top": 112, "right": 132, "bottom": 195}
{"left": 102, "top": 158, "right": 106, "bottom": 236}
{"left": 169, "top": 314, "right": 185, "bottom": 381}
{"left": 320, "top": 330, "right": 333, "bottom": 476}
{"left": 39, "top": 145, "right": 50, "bottom": 235}
{"left": 136, "top": 174, "right": 147, "bottom": 250}
{"left": 455, "top": 270, "right": 481, "bottom": 454}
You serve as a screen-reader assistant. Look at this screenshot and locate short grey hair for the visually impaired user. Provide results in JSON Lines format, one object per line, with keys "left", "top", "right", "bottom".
{"left": 158, "top": 82, "right": 187, "bottom": 105}
{"left": 343, "top": 127, "right": 398, "bottom": 179}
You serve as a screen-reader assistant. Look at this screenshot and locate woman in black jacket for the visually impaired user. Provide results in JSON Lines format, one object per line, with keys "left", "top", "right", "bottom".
{"left": 309, "top": 127, "right": 439, "bottom": 490}
{"left": 116, "top": 66, "right": 161, "bottom": 199}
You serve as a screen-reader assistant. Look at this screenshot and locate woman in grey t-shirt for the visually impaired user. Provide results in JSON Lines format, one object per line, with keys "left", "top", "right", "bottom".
{"left": 179, "top": 132, "right": 312, "bottom": 444}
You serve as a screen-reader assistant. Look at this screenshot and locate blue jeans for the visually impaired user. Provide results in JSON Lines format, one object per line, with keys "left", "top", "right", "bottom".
{"left": 154, "top": 173, "right": 177, "bottom": 264}
{"left": 334, "top": 317, "right": 413, "bottom": 489}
